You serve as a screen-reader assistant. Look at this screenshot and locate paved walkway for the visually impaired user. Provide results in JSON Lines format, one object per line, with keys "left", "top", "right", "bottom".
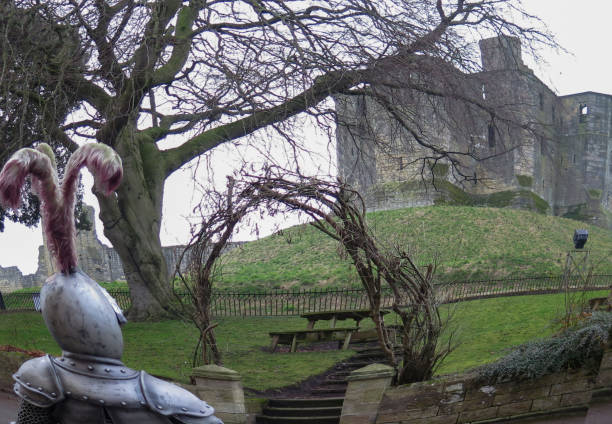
{"left": 0, "top": 392, "right": 18, "bottom": 423}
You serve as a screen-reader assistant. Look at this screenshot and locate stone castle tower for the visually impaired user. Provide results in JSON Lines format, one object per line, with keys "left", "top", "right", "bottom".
{"left": 335, "top": 36, "right": 612, "bottom": 230}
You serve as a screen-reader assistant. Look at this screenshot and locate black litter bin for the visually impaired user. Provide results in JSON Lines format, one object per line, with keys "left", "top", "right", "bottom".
{"left": 573, "top": 229, "right": 588, "bottom": 249}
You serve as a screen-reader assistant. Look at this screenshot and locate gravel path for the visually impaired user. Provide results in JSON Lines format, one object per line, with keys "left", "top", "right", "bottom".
{"left": 0, "top": 392, "right": 18, "bottom": 423}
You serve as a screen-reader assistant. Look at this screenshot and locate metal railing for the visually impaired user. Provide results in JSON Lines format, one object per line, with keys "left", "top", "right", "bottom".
{"left": 1, "top": 274, "right": 610, "bottom": 316}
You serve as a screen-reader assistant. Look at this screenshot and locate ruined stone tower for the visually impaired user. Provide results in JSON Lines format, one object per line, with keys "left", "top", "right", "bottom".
{"left": 335, "top": 36, "right": 612, "bottom": 230}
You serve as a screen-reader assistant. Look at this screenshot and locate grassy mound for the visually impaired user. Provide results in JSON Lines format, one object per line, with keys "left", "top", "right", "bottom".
{"left": 217, "top": 206, "right": 612, "bottom": 290}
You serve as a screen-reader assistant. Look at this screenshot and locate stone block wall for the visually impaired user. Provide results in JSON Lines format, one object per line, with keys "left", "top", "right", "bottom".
{"left": 191, "top": 364, "right": 247, "bottom": 424}
{"left": 335, "top": 35, "right": 612, "bottom": 230}
{"left": 375, "top": 369, "right": 595, "bottom": 424}
{"left": 340, "top": 347, "right": 612, "bottom": 424}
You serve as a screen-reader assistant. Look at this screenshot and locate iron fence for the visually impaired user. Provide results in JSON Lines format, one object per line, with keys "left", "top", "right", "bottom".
{"left": 1, "top": 274, "right": 611, "bottom": 316}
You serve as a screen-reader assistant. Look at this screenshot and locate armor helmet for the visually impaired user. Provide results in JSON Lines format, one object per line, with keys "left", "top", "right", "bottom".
{"left": 41, "top": 269, "right": 125, "bottom": 359}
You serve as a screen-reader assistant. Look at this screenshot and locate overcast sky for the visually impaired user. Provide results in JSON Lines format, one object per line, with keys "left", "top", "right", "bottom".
{"left": 2, "top": 0, "right": 611, "bottom": 275}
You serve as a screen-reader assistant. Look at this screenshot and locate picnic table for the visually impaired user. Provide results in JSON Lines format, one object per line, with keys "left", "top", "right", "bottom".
{"left": 269, "top": 327, "right": 358, "bottom": 353}
{"left": 300, "top": 308, "right": 390, "bottom": 330}
{"left": 269, "top": 309, "right": 391, "bottom": 353}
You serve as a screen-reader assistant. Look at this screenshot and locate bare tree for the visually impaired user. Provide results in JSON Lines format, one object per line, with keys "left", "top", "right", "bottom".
{"left": 0, "top": 0, "right": 554, "bottom": 319}
{"left": 175, "top": 176, "right": 263, "bottom": 365}
{"left": 222, "top": 166, "right": 454, "bottom": 384}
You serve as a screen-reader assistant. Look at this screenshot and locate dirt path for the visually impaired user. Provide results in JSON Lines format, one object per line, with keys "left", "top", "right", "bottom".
{"left": 0, "top": 392, "right": 18, "bottom": 423}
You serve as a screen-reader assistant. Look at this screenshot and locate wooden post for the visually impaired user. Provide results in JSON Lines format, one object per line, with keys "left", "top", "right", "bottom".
{"left": 270, "top": 335, "right": 279, "bottom": 352}
{"left": 342, "top": 331, "right": 353, "bottom": 350}
{"left": 290, "top": 334, "right": 298, "bottom": 352}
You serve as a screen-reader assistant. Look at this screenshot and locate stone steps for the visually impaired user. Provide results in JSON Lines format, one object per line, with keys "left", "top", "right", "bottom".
{"left": 256, "top": 415, "right": 341, "bottom": 424}
{"left": 255, "top": 342, "right": 398, "bottom": 423}
{"left": 266, "top": 398, "right": 344, "bottom": 408}
{"left": 256, "top": 398, "right": 344, "bottom": 424}
{"left": 262, "top": 406, "right": 343, "bottom": 417}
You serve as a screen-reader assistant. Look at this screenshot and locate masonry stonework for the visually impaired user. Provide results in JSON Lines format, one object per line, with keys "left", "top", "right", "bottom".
{"left": 339, "top": 347, "right": 612, "bottom": 424}
{"left": 0, "top": 205, "right": 242, "bottom": 291}
{"left": 336, "top": 36, "right": 612, "bottom": 230}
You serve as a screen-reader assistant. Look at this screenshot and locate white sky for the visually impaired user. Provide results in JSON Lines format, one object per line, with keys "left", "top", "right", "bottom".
{"left": 1, "top": 0, "right": 611, "bottom": 274}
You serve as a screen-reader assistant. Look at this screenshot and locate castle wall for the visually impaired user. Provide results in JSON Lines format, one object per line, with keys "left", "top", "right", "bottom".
{"left": 0, "top": 206, "right": 243, "bottom": 292}
{"left": 335, "top": 36, "right": 612, "bottom": 229}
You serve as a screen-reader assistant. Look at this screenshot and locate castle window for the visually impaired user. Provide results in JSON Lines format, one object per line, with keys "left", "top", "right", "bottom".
{"left": 488, "top": 123, "right": 496, "bottom": 148}
{"left": 579, "top": 103, "right": 588, "bottom": 123}
{"left": 482, "top": 84, "right": 486, "bottom": 100}
{"left": 539, "top": 93, "right": 544, "bottom": 110}
{"left": 573, "top": 153, "right": 576, "bottom": 164}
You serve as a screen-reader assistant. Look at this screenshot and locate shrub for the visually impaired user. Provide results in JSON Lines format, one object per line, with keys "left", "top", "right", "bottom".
{"left": 478, "top": 312, "right": 612, "bottom": 382}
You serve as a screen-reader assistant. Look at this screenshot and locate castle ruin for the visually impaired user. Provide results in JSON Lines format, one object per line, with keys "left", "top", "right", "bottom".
{"left": 335, "top": 36, "right": 612, "bottom": 229}
{"left": 0, "top": 205, "right": 241, "bottom": 292}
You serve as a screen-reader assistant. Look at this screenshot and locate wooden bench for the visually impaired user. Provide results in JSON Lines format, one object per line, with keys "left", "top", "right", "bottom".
{"left": 269, "top": 327, "right": 358, "bottom": 353}
{"left": 301, "top": 309, "right": 390, "bottom": 330}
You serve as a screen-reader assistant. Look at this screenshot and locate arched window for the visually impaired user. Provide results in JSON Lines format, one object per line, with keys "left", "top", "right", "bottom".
{"left": 579, "top": 103, "right": 588, "bottom": 123}
{"left": 488, "top": 123, "right": 496, "bottom": 148}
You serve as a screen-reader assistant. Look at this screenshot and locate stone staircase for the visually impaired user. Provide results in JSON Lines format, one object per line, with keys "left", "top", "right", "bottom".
{"left": 255, "top": 342, "right": 398, "bottom": 423}
{"left": 256, "top": 398, "right": 344, "bottom": 424}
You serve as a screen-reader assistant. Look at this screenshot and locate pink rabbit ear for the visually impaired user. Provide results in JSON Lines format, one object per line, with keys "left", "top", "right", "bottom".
{"left": 62, "top": 143, "right": 123, "bottom": 200}
{"left": 85, "top": 144, "right": 123, "bottom": 196}
{"left": 0, "top": 148, "right": 57, "bottom": 210}
{"left": 0, "top": 157, "right": 30, "bottom": 209}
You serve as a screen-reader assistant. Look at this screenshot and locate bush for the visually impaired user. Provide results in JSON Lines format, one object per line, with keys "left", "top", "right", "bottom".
{"left": 478, "top": 312, "right": 612, "bottom": 382}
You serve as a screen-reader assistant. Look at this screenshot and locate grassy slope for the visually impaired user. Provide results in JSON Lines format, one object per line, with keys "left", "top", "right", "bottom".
{"left": 217, "top": 206, "right": 612, "bottom": 290}
{"left": 1, "top": 291, "right": 607, "bottom": 391}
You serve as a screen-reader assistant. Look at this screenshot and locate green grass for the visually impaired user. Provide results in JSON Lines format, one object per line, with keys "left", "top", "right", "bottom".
{"left": 0, "top": 312, "right": 351, "bottom": 391}
{"left": 216, "top": 206, "right": 612, "bottom": 290}
{"left": 1, "top": 291, "right": 607, "bottom": 391}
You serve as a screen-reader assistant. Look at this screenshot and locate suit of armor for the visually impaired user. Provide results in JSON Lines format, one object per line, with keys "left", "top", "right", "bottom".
{"left": 1, "top": 144, "right": 222, "bottom": 424}
{"left": 12, "top": 271, "right": 222, "bottom": 424}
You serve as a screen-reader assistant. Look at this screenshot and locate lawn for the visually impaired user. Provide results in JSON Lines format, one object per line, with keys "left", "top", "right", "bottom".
{"left": 215, "top": 206, "right": 612, "bottom": 290}
{"left": 0, "top": 290, "right": 607, "bottom": 391}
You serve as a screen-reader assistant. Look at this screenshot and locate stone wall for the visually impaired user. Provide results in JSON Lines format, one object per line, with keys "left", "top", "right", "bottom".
{"left": 190, "top": 365, "right": 247, "bottom": 424}
{"left": 0, "top": 205, "right": 243, "bottom": 292}
{"left": 340, "top": 347, "right": 612, "bottom": 424}
{"left": 335, "top": 36, "right": 612, "bottom": 230}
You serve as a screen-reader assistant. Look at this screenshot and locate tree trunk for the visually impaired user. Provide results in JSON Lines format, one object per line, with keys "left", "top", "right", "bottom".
{"left": 95, "top": 129, "right": 175, "bottom": 320}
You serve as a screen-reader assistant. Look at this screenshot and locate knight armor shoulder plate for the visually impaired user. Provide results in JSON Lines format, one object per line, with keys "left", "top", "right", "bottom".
{"left": 140, "top": 371, "right": 216, "bottom": 419}
{"left": 13, "top": 353, "right": 221, "bottom": 424}
{"left": 13, "top": 355, "right": 64, "bottom": 408}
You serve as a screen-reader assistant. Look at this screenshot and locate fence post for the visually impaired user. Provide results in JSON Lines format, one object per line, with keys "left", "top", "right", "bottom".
{"left": 0, "top": 291, "right": 5, "bottom": 310}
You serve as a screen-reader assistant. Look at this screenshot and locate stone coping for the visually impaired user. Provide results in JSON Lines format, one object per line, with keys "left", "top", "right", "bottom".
{"left": 192, "top": 364, "right": 242, "bottom": 381}
{"left": 346, "top": 363, "right": 395, "bottom": 381}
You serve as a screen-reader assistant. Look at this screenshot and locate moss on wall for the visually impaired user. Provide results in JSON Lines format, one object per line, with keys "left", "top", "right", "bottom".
{"left": 588, "top": 189, "right": 602, "bottom": 199}
{"left": 527, "top": 191, "right": 551, "bottom": 214}
{"left": 429, "top": 162, "right": 450, "bottom": 178}
{"left": 516, "top": 175, "right": 533, "bottom": 188}
{"left": 562, "top": 203, "right": 594, "bottom": 222}
{"left": 432, "top": 182, "right": 550, "bottom": 214}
